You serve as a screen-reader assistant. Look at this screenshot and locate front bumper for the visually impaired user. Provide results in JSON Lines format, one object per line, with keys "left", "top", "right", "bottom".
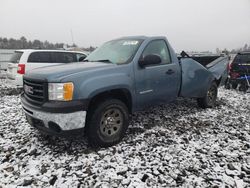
{"left": 21, "top": 94, "right": 87, "bottom": 137}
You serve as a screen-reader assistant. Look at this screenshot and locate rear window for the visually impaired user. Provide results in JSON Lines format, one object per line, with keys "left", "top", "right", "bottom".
{"left": 10, "top": 52, "right": 23, "bottom": 63}
{"left": 233, "top": 54, "right": 250, "bottom": 64}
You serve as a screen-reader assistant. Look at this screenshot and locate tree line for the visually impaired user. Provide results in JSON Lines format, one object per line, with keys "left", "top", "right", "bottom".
{"left": 216, "top": 43, "right": 250, "bottom": 54}
{"left": 0, "top": 36, "right": 96, "bottom": 52}
{"left": 230, "top": 44, "right": 250, "bottom": 53}
{"left": 1, "top": 36, "right": 249, "bottom": 54}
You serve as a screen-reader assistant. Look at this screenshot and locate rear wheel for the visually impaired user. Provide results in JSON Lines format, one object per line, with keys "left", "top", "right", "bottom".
{"left": 231, "top": 83, "right": 238, "bottom": 89}
{"left": 225, "top": 82, "right": 231, "bottom": 89}
{"left": 85, "top": 99, "right": 129, "bottom": 147}
{"left": 224, "top": 78, "right": 231, "bottom": 89}
{"left": 197, "top": 82, "right": 218, "bottom": 109}
{"left": 239, "top": 83, "right": 248, "bottom": 92}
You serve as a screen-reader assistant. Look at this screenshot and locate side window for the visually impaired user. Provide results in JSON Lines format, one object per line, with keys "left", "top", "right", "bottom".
{"left": 63, "top": 53, "right": 76, "bottom": 63}
{"left": 142, "top": 40, "right": 171, "bottom": 64}
{"left": 39, "top": 52, "right": 50, "bottom": 62}
{"left": 51, "top": 52, "right": 64, "bottom": 63}
{"left": 76, "top": 53, "right": 86, "bottom": 61}
{"left": 28, "top": 52, "right": 50, "bottom": 63}
{"left": 28, "top": 52, "right": 40, "bottom": 62}
{"left": 51, "top": 52, "right": 76, "bottom": 63}
{"left": 50, "top": 52, "right": 57, "bottom": 63}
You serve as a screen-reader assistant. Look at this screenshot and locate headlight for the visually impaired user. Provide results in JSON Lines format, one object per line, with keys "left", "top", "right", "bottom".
{"left": 48, "top": 82, "right": 74, "bottom": 101}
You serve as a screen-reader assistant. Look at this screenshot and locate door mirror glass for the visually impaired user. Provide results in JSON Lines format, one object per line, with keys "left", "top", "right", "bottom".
{"left": 139, "top": 54, "right": 162, "bottom": 67}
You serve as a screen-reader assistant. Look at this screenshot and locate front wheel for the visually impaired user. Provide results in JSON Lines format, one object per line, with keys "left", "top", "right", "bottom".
{"left": 197, "top": 82, "right": 218, "bottom": 109}
{"left": 85, "top": 99, "right": 129, "bottom": 147}
{"left": 239, "top": 83, "right": 248, "bottom": 92}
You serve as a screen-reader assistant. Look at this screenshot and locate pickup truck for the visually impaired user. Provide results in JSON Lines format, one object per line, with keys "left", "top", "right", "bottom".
{"left": 21, "top": 36, "right": 228, "bottom": 147}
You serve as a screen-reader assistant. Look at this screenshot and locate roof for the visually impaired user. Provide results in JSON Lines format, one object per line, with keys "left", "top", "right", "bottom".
{"left": 115, "top": 36, "right": 167, "bottom": 41}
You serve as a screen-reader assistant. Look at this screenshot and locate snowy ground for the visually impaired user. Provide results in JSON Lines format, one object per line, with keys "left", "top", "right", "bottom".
{"left": 0, "top": 79, "right": 250, "bottom": 188}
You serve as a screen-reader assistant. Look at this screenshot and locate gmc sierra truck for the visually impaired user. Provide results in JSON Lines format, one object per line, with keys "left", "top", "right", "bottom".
{"left": 21, "top": 36, "right": 228, "bottom": 147}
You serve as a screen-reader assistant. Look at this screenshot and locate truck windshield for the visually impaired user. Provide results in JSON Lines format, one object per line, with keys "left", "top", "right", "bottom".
{"left": 85, "top": 39, "right": 143, "bottom": 64}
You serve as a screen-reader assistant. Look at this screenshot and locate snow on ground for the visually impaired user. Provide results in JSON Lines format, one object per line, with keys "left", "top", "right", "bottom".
{"left": 0, "top": 80, "right": 250, "bottom": 187}
{"left": 0, "top": 79, "right": 22, "bottom": 97}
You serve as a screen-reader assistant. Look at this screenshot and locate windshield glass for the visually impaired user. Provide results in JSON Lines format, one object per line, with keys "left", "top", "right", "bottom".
{"left": 10, "top": 51, "right": 23, "bottom": 63}
{"left": 86, "top": 39, "right": 143, "bottom": 64}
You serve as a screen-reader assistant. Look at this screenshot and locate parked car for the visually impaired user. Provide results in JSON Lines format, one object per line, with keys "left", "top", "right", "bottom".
{"left": 227, "top": 52, "right": 250, "bottom": 90}
{"left": 0, "top": 49, "right": 15, "bottom": 71}
{"left": 21, "top": 36, "right": 228, "bottom": 147}
{"left": 7, "top": 50, "right": 88, "bottom": 86}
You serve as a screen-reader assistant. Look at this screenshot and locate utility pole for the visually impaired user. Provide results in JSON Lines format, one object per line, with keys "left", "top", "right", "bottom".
{"left": 70, "top": 29, "right": 75, "bottom": 46}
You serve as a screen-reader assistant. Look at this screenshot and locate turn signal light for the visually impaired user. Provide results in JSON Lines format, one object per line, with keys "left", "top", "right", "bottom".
{"left": 63, "top": 83, "right": 74, "bottom": 101}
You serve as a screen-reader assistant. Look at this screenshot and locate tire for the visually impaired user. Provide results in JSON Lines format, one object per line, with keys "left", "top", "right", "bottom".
{"left": 225, "top": 82, "right": 231, "bottom": 89}
{"left": 231, "top": 83, "right": 238, "bottom": 89}
{"left": 224, "top": 78, "right": 230, "bottom": 89}
{"left": 197, "top": 82, "right": 218, "bottom": 109}
{"left": 239, "top": 84, "right": 248, "bottom": 92}
{"left": 85, "top": 99, "right": 129, "bottom": 147}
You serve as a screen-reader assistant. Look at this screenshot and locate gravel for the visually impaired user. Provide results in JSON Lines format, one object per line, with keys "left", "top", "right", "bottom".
{"left": 0, "top": 79, "right": 249, "bottom": 187}
{"left": 0, "top": 79, "right": 22, "bottom": 97}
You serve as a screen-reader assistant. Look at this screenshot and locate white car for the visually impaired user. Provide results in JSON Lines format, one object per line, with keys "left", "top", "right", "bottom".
{"left": 7, "top": 49, "right": 87, "bottom": 86}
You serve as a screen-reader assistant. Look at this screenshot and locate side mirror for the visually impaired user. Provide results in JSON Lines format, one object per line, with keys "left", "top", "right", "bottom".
{"left": 139, "top": 54, "right": 162, "bottom": 67}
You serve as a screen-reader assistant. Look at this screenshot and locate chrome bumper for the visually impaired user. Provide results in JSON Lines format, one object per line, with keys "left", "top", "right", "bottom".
{"left": 22, "top": 102, "right": 86, "bottom": 131}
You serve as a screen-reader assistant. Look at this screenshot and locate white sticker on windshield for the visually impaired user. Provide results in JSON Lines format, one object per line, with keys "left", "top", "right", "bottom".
{"left": 123, "top": 41, "right": 139, "bottom": 45}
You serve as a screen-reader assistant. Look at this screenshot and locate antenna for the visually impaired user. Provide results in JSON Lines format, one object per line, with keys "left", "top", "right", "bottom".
{"left": 70, "top": 29, "right": 75, "bottom": 45}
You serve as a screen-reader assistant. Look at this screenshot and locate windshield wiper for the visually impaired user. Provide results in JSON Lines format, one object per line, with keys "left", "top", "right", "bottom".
{"left": 83, "top": 59, "right": 113, "bottom": 63}
{"left": 95, "top": 59, "right": 113, "bottom": 63}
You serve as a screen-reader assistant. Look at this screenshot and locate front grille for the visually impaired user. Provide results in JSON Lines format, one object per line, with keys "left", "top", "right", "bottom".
{"left": 23, "top": 78, "right": 47, "bottom": 105}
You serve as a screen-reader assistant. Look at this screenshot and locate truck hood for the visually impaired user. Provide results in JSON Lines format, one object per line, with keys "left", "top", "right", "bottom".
{"left": 24, "top": 62, "right": 114, "bottom": 81}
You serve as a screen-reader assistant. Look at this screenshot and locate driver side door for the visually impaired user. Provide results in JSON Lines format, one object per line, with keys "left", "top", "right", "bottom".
{"left": 134, "top": 40, "right": 180, "bottom": 109}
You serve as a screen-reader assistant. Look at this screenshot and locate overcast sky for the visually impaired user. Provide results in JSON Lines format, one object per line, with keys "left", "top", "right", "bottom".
{"left": 1, "top": 0, "right": 250, "bottom": 52}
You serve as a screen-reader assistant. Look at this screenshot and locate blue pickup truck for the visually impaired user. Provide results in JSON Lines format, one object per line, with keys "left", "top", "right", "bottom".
{"left": 21, "top": 36, "right": 228, "bottom": 147}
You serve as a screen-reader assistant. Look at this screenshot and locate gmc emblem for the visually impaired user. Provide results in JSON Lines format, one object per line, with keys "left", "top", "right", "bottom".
{"left": 24, "top": 85, "right": 33, "bottom": 95}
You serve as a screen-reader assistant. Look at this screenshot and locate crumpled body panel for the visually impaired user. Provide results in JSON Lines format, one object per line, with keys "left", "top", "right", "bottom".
{"left": 180, "top": 57, "right": 228, "bottom": 98}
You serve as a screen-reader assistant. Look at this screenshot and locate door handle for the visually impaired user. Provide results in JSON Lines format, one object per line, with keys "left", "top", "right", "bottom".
{"left": 166, "top": 69, "right": 175, "bottom": 75}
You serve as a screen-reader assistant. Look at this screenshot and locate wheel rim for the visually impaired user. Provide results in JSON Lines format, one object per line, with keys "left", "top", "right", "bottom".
{"left": 207, "top": 85, "right": 217, "bottom": 106}
{"left": 100, "top": 108, "right": 123, "bottom": 137}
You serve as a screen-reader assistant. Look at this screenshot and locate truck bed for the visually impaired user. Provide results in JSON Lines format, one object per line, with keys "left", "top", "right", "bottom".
{"left": 178, "top": 53, "right": 226, "bottom": 68}
{"left": 190, "top": 56, "right": 220, "bottom": 67}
